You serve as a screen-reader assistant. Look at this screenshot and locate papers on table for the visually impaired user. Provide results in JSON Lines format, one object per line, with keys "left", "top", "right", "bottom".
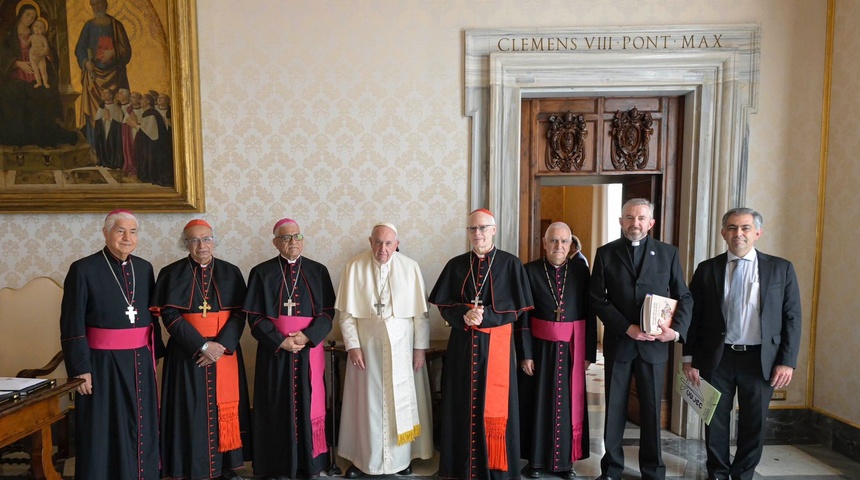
{"left": 0, "top": 377, "right": 55, "bottom": 395}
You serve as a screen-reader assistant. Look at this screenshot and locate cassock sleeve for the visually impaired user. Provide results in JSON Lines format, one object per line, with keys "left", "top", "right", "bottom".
{"left": 339, "top": 312, "right": 360, "bottom": 351}
{"left": 145, "top": 266, "right": 165, "bottom": 360}
{"left": 667, "top": 248, "right": 693, "bottom": 340}
{"left": 413, "top": 312, "right": 430, "bottom": 350}
{"left": 161, "top": 306, "right": 207, "bottom": 356}
{"left": 300, "top": 265, "right": 335, "bottom": 347}
{"left": 216, "top": 311, "right": 247, "bottom": 354}
{"left": 582, "top": 271, "right": 598, "bottom": 364}
{"left": 60, "top": 261, "right": 92, "bottom": 378}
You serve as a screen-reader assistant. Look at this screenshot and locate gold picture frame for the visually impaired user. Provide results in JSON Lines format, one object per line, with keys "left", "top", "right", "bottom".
{"left": 0, "top": 0, "right": 203, "bottom": 213}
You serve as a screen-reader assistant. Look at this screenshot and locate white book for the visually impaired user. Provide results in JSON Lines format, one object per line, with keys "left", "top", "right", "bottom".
{"left": 640, "top": 293, "right": 678, "bottom": 335}
{"left": 0, "top": 377, "right": 53, "bottom": 395}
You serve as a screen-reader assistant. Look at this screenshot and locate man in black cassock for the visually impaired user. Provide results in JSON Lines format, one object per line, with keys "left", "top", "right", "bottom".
{"left": 428, "top": 208, "right": 534, "bottom": 480}
{"left": 60, "top": 210, "right": 163, "bottom": 480}
{"left": 152, "top": 219, "right": 250, "bottom": 480}
{"left": 517, "top": 222, "right": 596, "bottom": 479}
{"left": 244, "top": 218, "right": 335, "bottom": 480}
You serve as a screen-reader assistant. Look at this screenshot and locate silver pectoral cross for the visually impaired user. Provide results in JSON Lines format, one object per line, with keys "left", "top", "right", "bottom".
{"left": 374, "top": 302, "right": 385, "bottom": 316}
{"left": 126, "top": 305, "right": 138, "bottom": 324}
{"left": 472, "top": 295, "right": 482, "bottom": 308}
{"left": 283, "top": 298, "right": 298, "bottom": 316}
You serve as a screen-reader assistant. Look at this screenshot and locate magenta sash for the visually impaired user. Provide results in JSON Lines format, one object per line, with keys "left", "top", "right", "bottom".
{"left": 272, "top": 316, "right": 327, "bottom": 457}
{"left": 531, "top": 318, "right": 587, "bottom": 462}
{"left": 86, "top": 325, "right": 150, "bottom": 350}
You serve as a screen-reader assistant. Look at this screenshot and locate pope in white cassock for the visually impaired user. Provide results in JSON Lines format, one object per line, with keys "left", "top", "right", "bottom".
{"left": 336, "top": 222, "right": 434, "bottom": 478}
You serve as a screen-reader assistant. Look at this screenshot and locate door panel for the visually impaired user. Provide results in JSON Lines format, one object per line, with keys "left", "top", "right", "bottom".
{"left": 520, "top": 95, "right": 684, "bottom": 429}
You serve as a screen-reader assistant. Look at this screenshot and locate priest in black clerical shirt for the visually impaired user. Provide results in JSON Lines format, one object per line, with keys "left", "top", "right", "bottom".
{"left": 589, "top": 198, "right": 692, "bottom": 480}
{"left": 60, "top": 210, "right": 163, "bottom": 480}
{"left": 152, "top": 219, "right": 249, "bottom": 480}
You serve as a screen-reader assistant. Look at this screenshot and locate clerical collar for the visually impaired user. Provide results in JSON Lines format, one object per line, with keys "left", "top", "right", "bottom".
{"left": 627, "top": 236, "right": 648, "bottom": 248}
{"left": 103, "top": 247, "right": 129, "bottom": 265}
{"left": 280, "top": 255, "right": 300, "bottom": 264}
{"left": 545, "top": 257, "right": 567, "bottom": 269}
{"left": 472, "top": 245, "right": 496, "bottom": 258}
{"left": 188, "top": 256, "right": 211, "bottom": 268}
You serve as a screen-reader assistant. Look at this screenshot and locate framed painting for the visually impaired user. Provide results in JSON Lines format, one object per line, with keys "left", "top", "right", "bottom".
{"left": 0, "top": 0, "right": 203, "bottom": 212}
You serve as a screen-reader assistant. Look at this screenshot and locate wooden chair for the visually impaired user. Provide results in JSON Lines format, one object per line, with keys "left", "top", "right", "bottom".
{"left": 0, "top": 278, "right": 68, "bottom": 475}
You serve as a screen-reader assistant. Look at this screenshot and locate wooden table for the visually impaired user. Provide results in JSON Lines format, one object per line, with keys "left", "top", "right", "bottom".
{"left": 0, "top": 378, "right": 82, "bottom": 480}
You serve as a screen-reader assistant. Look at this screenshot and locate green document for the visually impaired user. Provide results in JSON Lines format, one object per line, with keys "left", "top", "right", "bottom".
{"left": 676, "top": 362, "right": 722, "bottom": 425}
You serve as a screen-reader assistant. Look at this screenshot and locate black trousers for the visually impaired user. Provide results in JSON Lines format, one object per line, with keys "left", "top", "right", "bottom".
{"left": 702, "top": 347, "right": 773, "bottom": 480}
{"left": 601, "top": 356, "right": 665, "bottom": 480}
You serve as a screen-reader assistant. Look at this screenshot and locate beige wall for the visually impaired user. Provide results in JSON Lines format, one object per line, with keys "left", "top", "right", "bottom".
{"left": 0, "top": 0, "right": 854, "bottom": 425}
{"left": 815, "top": 0, "right": 860, "bottom": 425}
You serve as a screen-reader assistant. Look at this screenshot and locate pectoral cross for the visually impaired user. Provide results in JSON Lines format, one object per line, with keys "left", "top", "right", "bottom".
{"left": 554, "top": 307, "right": 563, "bottom": 322}
{"left": 472, "top": 295, "right": 482, "bottom": 308}
{"left": 126, "top": 305, "right": 138, "bottom": 324}
{"left": 374, "top": 302, "right": 385, "bottom": 316}
{"left": 283, "top": 298, "right": 298, "bottom": 316}
{"left": 199, "top": 300, "right": 211, "bottom": 318}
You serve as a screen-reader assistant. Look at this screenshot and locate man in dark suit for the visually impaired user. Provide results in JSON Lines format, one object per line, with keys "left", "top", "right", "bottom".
{"left": 590, "top": 198, "right": 693, "bottom": 480}
{"left": 683, "top": 208, "right": 801, "bottom": 480}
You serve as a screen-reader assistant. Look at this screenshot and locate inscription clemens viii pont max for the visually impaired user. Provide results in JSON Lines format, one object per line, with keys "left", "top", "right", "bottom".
{"left": 497, "top": 34, "right": 726, "bottom": 52}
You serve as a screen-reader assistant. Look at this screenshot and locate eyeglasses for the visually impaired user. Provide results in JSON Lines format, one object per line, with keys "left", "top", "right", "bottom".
{"left": 466, "top": 225, "right": 494, "bottom": 233}
{"left": 185, "top": 236, "right": 214, "bottom": 245}
{"left": 275, "top": 233, "right": 304, "bottom": 242}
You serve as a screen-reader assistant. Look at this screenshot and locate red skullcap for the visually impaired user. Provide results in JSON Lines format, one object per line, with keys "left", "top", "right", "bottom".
{"left": 183, "top": 219, "right": 211, "bottom": 230}
{"left": 470, "top": 208, "right": 495, "bottom": 220}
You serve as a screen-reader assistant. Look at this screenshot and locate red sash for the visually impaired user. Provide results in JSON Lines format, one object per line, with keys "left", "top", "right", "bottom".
{"left": 184, "top": 311, "right": 242, "bottom": 452}
{"left": 272, "top": 316, "right": 327, "bottom": 457}
{"left": 473, "top": 322, "right": 512, "bottom": 471}
{"left": 531, "top": 318, "right": 587, "bottom": 461}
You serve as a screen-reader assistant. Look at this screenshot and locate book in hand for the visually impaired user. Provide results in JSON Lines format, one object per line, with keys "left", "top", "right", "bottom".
{"left": 0, "top": 377, "right": 55, "bottom": 395}
{"left": 675, "top": 362, "right": 722, "bottom": 425}
{"left": 640, "top": 293, "right": 678, "bottom": 335}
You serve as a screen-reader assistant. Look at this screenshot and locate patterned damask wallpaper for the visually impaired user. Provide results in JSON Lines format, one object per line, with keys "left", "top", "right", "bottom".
{"left": 1, "top": 0, "right": 854, "bottom": 420}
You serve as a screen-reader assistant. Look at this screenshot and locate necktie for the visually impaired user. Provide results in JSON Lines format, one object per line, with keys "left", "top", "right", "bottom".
{"left": 727, "top": 258, "right": 747, "bottom": 342}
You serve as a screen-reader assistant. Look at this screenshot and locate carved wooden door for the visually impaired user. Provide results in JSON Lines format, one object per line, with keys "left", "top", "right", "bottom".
{"left": 519, "top": 95, "right": 683, "bottom": 429}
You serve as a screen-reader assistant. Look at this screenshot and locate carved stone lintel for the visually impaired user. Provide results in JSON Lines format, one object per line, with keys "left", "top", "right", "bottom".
{"left": 610, "top": 107, "right": 653, "bottom": 170}
{"left": 545, "top": 112, "right": 587, "bottom": 172}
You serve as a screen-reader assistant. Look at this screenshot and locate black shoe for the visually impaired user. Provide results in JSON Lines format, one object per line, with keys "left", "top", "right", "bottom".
{"left": 554, "top": 469, "right": 576, "bottom": 479}
{"left": 527, "top": 467, "right": 542, "bottom": 478}
{"left": 397, "top": 464, "right": 413, "bottom": 475}
{"left": 345, "top": 465, "right": 364, "bottom": 479}
{"left": 220, "top": 469, "right": 244, "bottom": 480}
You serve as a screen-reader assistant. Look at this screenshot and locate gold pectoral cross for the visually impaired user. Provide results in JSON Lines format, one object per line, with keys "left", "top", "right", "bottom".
{"left": 199, "top": 299, "right": 211, "bottom": 317}
{"left": 554, "top": 307, "right": 563, "bottom": 322}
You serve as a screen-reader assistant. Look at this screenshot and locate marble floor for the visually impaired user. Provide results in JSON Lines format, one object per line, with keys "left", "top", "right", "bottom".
{"left": 3, "top": 351, "right": 859, "bottom": 479}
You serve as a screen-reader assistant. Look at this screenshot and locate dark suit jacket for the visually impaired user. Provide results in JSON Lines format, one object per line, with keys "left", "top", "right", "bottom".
{"left": 589, "top": 236, "right": 693, "bottom": 364}
{"left": 683, "top": 251, "right": 802, "bottom": 380}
